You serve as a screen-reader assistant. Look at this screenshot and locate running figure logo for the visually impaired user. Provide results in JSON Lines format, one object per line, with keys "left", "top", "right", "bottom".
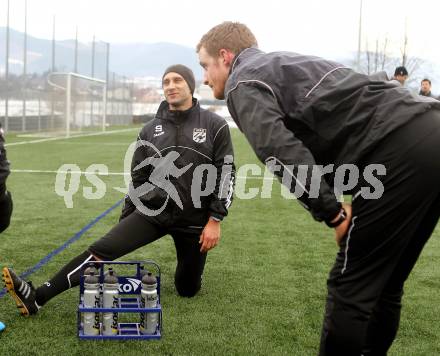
{"left": 128, "top": 140, "right": 192, "bottom": 216}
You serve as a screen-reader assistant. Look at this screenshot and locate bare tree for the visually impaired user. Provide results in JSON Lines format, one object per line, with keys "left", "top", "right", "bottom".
{"left": 354, "top": 29, "right": 424, "bottom": 91}
{"left": 398, "top": 18, "right": 423, "bottom": 87}
{"left": 401, "top": 26, "right": 408, "bottom": 67}
{"left": 374, "top": 39, "right": 379, "bottom": 73}
{"left": 357, "top": 37, "right": 393, "bottom": 76}
{"left": 381, "top": 37, "right": 389, "bottom": 70}
{"left": 365, "top": 39, "right": 371, "bottom": 74}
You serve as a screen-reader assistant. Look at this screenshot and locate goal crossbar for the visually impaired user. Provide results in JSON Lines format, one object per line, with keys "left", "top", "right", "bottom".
{"left": 47, "top": 72, "right": 107, "bottom": 137}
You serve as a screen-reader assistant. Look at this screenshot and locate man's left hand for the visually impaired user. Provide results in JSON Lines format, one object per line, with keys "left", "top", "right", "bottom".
{"left": 199, "top": 218, "right": 221, "bottom": 253}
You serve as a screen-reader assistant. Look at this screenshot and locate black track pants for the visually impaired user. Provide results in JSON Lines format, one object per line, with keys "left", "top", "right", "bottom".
{"left": 88, "top": 212, "right": 207, "bottom": 297}
{"left": 319, "top": 110, "right": 440, "bottom": 356}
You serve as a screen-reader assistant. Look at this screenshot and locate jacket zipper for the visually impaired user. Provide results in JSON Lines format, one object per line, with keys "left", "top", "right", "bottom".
{"left": 169, "top": 122, "right": 180, "bottom": 224}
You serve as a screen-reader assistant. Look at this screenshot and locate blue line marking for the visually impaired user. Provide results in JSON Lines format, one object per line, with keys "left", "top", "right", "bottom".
{"left": 0, "top": 199, "right": 124, "bottom": 298}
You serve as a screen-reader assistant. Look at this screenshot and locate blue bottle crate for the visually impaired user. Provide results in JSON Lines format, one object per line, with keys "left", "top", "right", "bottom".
{"left": 77, "top": 260, "right": 162, "bottom": 340}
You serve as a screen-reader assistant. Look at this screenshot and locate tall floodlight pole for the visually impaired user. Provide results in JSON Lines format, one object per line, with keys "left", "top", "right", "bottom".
{"left": 22, "top": 0, "right": 28, "bottom": 131}
{"left": 90, "top": 35, "right": 95, "bottom": 122}
{"left": 5, "top": 0, "right": 10, "bottom": 130}
{"left": 103, "top": 42, "right": 110, "bottom": 131}
{"left": 356, "top": 0, "right": 363, "bottom": 70}
{"left": 52, "top": 16, "right": 56, "bottom": 71}
{"left": 402, "top": 17, "right": 408, "bottom": 67}
{"left": 91, "top": 35, "right": 95, "bottom": 77}
{"left": 72, "top": 26, "right": 78, "bottom": 129}
{"left": 112, "top": 71, "right": 115, "bottom": 116}
{"left": 74, "top": 27, "right": 78, "bottom": 73}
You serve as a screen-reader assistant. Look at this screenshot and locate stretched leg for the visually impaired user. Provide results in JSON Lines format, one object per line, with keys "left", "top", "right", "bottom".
{"left": 171, "top": 231, "right": 207, "bottom": 297}
{"left": 34, "top": 212, "right": 165, "bottom": 306}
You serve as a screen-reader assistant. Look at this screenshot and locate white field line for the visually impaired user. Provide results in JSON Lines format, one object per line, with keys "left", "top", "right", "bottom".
{"left": 10, "top": 169, "right": 276, "bottom": 180}
{"left": 52, "top": 142, "right": 132, "bottom": 145}
{"left": 11, "top": 169, "right": 129, "bottom": 176}
{"left": 5, "top": 128, "right": 140, "bottom": 147}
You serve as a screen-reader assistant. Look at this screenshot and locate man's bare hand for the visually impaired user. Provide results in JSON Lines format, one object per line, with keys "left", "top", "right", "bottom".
{"left": 334, "top": 203, "right": 352, "bottom": 246}
{"left": 199, "top": 218, "right": 221, "bottom": 253}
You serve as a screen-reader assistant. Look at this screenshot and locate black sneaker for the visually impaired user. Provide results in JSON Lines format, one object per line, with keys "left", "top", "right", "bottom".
{"left": 2, "top": 267, "right": 40, "bottom": 316}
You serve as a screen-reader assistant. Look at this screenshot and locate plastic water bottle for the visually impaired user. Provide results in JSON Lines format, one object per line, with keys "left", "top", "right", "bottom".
{"left": 140, "top": 272, "right": 158, "bottom": 334}
{"left": 102, "top": 268, "right": 119, "bottom": 336}
{"left": 83, "top": 265, "right": 98, "bottom": 277}
{"left": 83, "top": 270, "right": 100, "bottom": 335}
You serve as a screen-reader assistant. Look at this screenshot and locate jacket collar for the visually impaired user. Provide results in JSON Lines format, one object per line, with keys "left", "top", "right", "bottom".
{"left": 156, "top": 98, "right": 199, "bottom": 122}
{"left": 225, "top": 47, "right": 263, "bottom": 101}
{"left": 230, "top": 47, "right": 262, "bottom": 74}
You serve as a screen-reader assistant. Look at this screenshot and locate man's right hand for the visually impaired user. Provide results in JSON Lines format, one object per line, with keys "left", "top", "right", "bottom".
{"left": 334, "top": 203, "right": 352, "bottom": 246}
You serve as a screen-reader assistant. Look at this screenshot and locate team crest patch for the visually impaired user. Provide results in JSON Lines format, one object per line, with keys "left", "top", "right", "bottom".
{"left": 193, "top": 128, "right": 206, "bottom": 143}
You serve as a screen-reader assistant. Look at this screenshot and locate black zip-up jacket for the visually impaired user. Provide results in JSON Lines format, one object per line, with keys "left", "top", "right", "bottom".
{"left": 419, "top": 90, "right": 432, "bottom": 97}
{"left": 121, "top": 99, "right": 235, "bottom": 232}
{"left": 225, "top": 47, "right": 440, "bottom": 223}
{"left": 0, "top": 124, "right": 12, "bottom": 232}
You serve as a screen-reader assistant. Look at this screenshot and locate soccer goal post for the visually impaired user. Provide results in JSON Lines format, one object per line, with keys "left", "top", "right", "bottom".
{"left": 47, "top": 72, "right": 107, "bottom": 137}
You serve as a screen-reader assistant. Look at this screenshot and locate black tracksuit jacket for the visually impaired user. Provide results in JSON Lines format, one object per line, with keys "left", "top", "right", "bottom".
{"left": 121, "top": 99, "right": 235, "bottom": 232}
{"left": 0, "top": 124, "right": 12, "bottom": 232}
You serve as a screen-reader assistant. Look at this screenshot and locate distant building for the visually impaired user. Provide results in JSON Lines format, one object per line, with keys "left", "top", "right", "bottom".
{"left": 131, "top": 76, "right": 163, "bottom": 89}
{"left": 133, "top": 87, "right": 162, "bottom": 103}
{"left": 196, "top": 84, "right": 216, "bottom": 101}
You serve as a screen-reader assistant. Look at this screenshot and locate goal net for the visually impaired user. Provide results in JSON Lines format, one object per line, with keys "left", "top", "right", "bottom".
{"left": 46, "top": 72, "right": 107, "bottom": 137}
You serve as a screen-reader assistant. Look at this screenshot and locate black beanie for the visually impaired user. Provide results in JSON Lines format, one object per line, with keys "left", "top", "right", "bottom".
{"left": 394, "top": 66, "right": 408, "bottom": 76}
{"left": 162, "top": 64, "right": 196, "bottom": 94}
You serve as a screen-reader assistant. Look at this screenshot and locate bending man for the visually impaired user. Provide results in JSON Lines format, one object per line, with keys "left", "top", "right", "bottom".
{"left": 197, "top": 22, "right": 440, "bottom": 355}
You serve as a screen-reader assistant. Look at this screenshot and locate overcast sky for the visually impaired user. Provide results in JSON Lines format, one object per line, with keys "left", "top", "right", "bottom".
{"left": 1, "top": 0, "right": 439, "bottom": 65}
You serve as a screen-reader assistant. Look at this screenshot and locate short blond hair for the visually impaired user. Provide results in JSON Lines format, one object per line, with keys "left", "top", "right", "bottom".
{"left": 197, "top": 21, "right": 258, "bottom": 57}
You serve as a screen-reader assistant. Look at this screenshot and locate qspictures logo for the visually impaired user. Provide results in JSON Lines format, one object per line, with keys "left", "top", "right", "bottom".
{"left": 54, "top": 140, "right": 385, "bottom": 212}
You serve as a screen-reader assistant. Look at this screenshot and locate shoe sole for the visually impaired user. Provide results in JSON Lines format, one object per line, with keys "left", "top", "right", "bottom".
{"left": 2, "top": 267, "right": 30, "bottom": 317}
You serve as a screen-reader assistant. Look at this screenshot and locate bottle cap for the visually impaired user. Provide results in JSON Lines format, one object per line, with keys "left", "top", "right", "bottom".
{"left": 104, "top": 267, "right": 118, "bottom": 284}
{"left": 142, "top": 272, "right": 157, "bottom": 285}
